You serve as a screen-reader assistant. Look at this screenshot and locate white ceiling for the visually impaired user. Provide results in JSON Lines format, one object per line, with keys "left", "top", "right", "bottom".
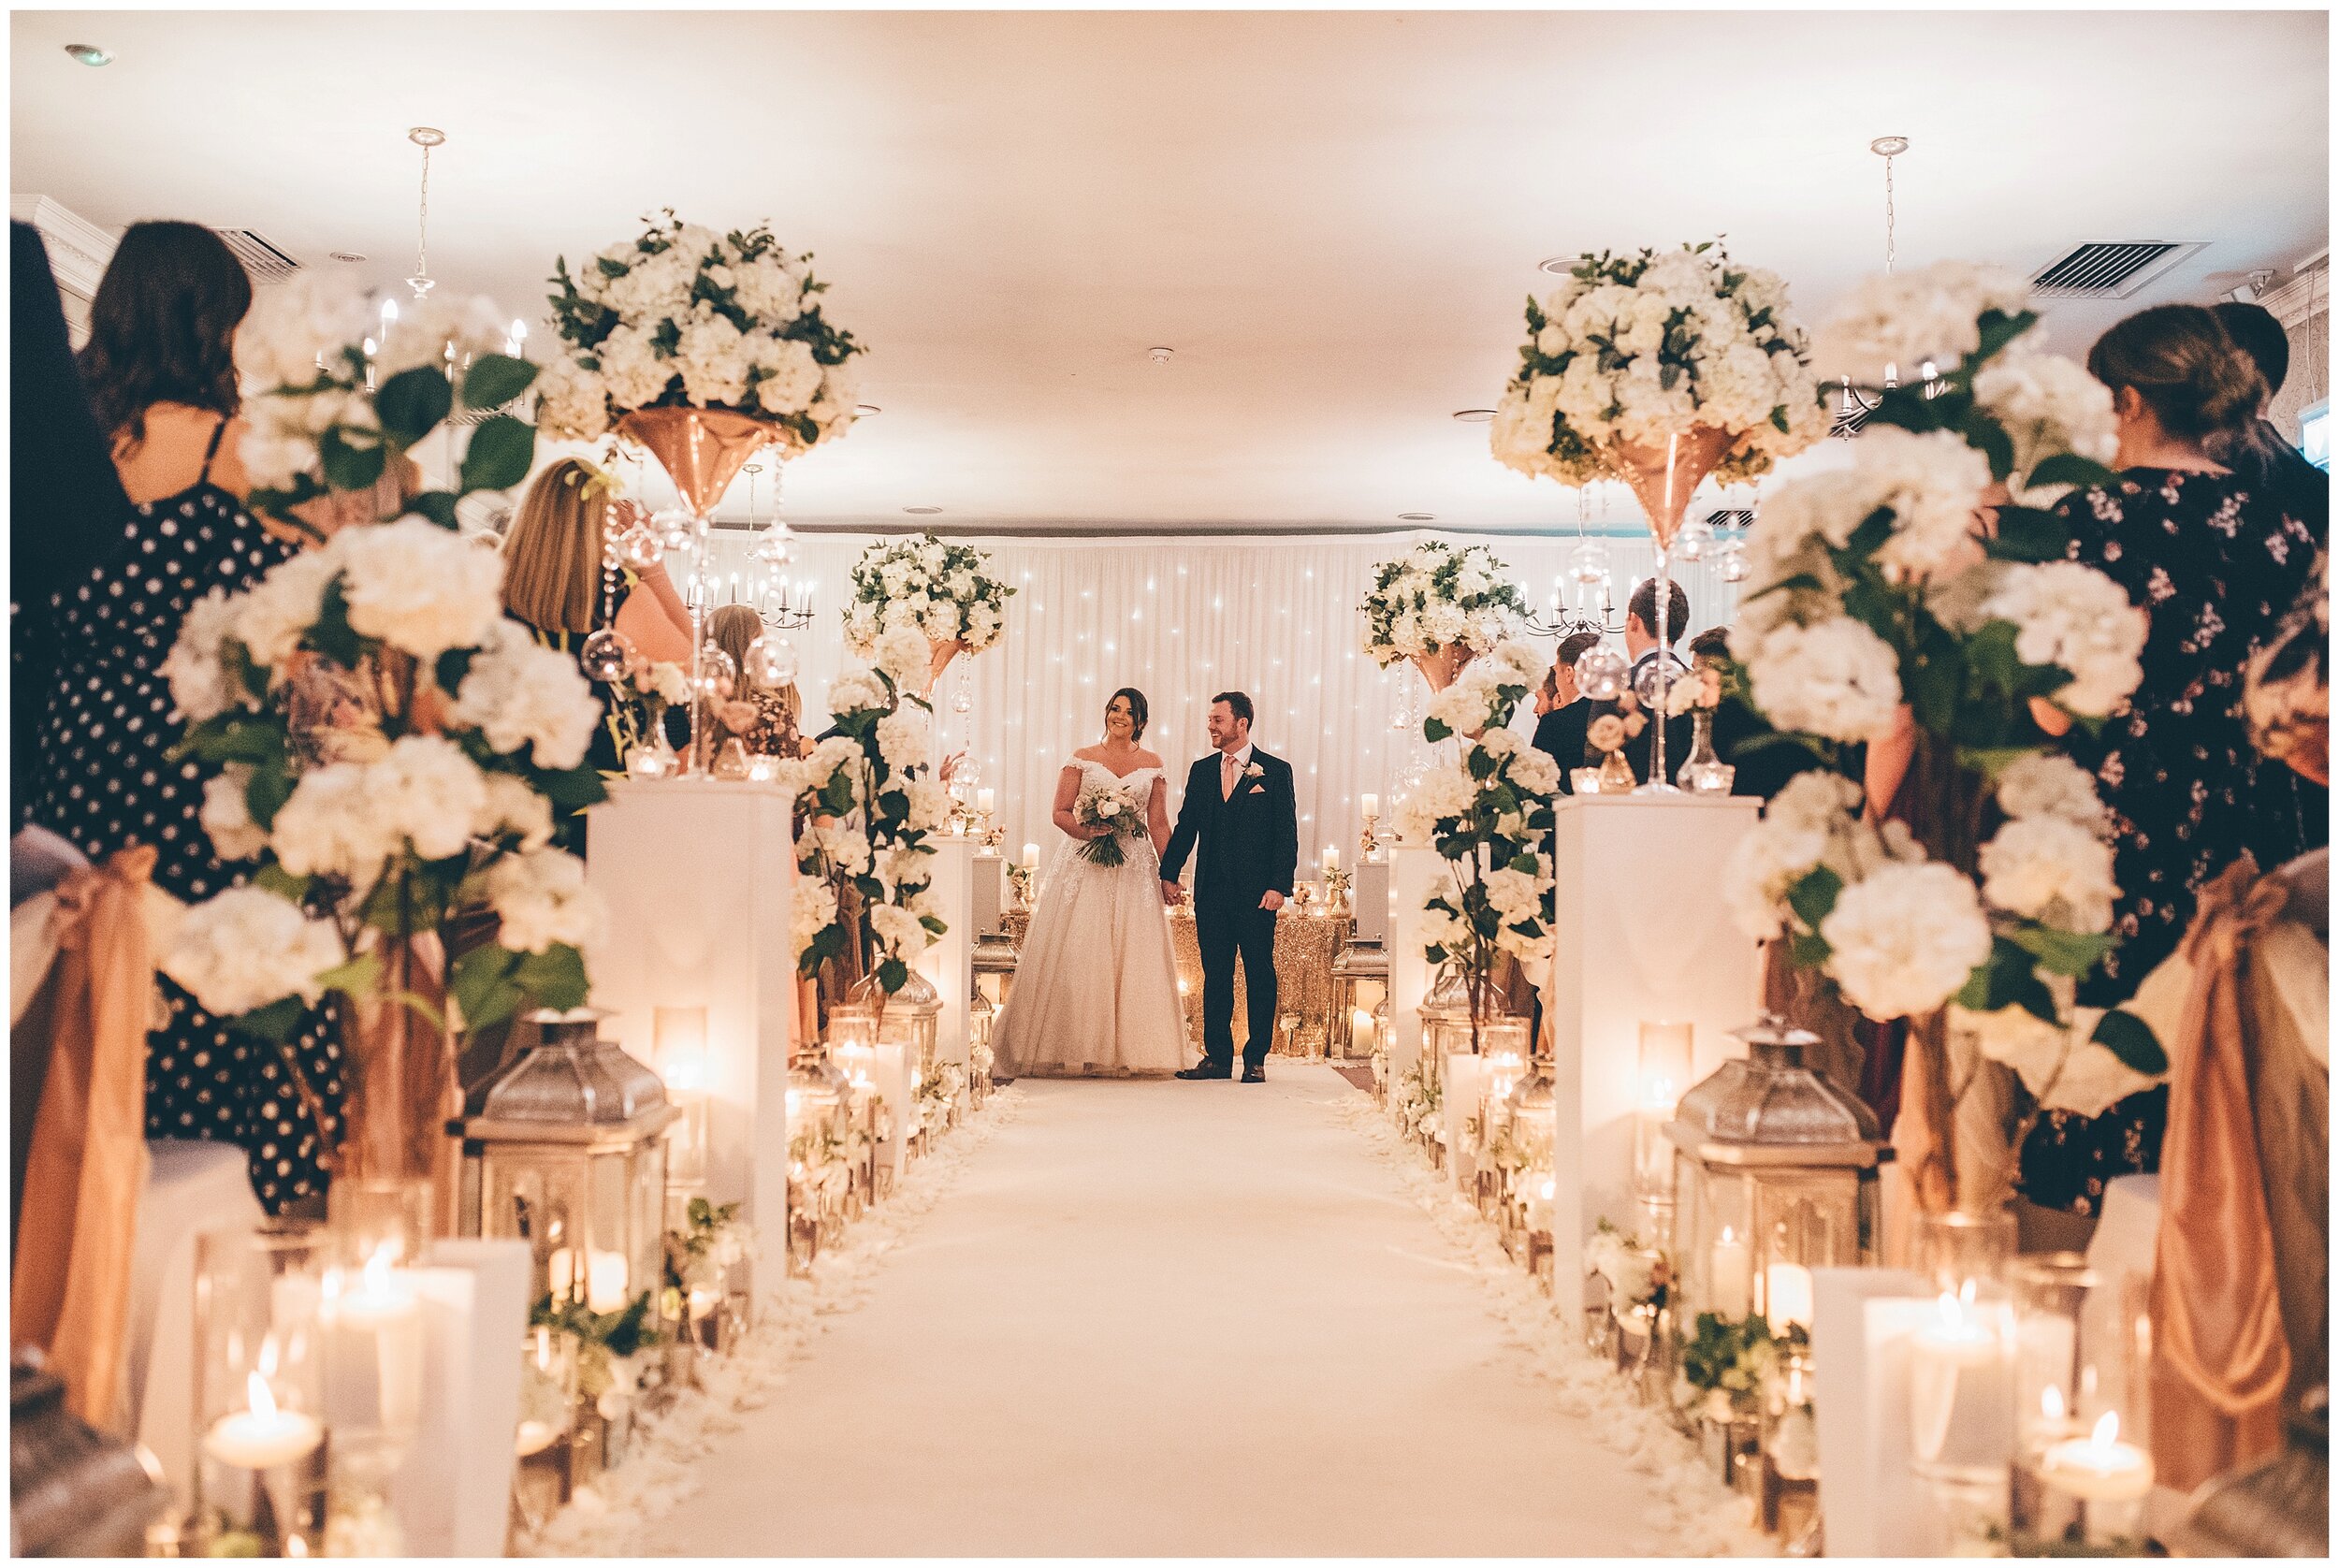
{"left": 12, "top": 8, "right": 2329, "bottom": 534}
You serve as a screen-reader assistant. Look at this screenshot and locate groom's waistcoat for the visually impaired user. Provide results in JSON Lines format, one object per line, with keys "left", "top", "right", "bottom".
{"left": 1168, "top": 748, "right": 1298, "bottom": 907}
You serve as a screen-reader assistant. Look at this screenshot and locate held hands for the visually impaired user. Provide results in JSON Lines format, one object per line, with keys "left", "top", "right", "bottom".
{"left": 1160, "top": 879, "right": 1185, "bottom": 907}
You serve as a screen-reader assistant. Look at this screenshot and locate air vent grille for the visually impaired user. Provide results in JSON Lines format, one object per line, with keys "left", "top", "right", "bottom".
{"left": 211, "top": 228, "right": 302, "bottom": 283}
{"left": 2031, "top": 241, "right": 2201, "bottom": 300}
{"left": 1704, "top": 508, "right": 1756, "bottom": 530}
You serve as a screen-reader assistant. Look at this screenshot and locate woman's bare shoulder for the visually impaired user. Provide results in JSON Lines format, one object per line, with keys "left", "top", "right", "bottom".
{"left": 1134, "top": 748, "right": 1167, "bottom": 770}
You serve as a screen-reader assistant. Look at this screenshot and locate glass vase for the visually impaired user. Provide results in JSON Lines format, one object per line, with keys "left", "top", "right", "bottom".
{"left": 191, "top": 1222, "right": 329, "bottom": 1558}
{"left": 1678, "top": 709, "right": 1736, "bottom": 793}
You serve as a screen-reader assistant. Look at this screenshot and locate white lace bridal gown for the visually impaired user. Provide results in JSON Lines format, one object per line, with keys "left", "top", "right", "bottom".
{"left": 992, "top": 760, "right": 1192, "bottom": 1078}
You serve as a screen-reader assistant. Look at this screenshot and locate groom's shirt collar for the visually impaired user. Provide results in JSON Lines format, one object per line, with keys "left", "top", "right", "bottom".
{"left": 1223, "top": 742, "right": 1256, "bottom": 770}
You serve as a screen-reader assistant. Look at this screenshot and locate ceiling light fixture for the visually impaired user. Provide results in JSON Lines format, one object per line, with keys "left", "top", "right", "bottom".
{"left": 1534, "top": 256, "right": 1574, "bottom": 277}
{"left": 1451, "top": 409, "right": 1496, "bottom": 423}
{"left": 1147, "top": 346, "right": 1174, "bottom": 365}
{"left": 1834, "top": 135, "right": 1912, "bottom": 438}
{"left": 1397, "top": 513, "right": 1436, "bottom": 522}
{"left": 328, "top": 251, "right": 368, "bottom": 263}
{"left": 404, "top": 126, "right": 444, "bottom": 301}
{"left": 854, "top": 403, "right": 881, "bottom": 417}
{"left": 904, "top": 505, "right": 943, "bottom": 515}
{"left": 64, "top": 43, "right": 113, "bottom": 66}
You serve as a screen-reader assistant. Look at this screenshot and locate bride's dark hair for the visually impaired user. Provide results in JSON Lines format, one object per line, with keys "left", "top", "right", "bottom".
{"left": 1107, "top": 687, "right": 1149, "bottom": 741}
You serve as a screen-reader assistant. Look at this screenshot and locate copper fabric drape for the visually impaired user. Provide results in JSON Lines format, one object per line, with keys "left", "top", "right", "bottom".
{"left": 2149, "top": 856, "right": 2293, "bottom": 1490}
{"left": 9, "top": 847, "right": 159, "bottom": 1429}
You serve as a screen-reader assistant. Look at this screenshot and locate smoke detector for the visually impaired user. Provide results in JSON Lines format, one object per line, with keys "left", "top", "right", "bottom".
{"left": 1147, "top": 346, "right": 1174, "bottom": 365}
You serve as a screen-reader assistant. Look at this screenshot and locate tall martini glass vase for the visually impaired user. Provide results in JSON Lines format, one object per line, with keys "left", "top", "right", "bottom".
{"left": 1605, "top": 427, "right": 1733, "bottom": 795}
{"left": 617, "top": 407, "right": 779, "bottom": 773}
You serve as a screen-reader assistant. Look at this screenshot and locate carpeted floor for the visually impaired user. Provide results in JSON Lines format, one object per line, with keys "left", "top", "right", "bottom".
{"left": 646, "top": 1067, "right": 1663, "bottom": 1557}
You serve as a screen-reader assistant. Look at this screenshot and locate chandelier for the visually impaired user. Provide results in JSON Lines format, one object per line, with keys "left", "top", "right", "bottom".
{"left": 1832, "top": 135, "right": 1909, "bottom": 438}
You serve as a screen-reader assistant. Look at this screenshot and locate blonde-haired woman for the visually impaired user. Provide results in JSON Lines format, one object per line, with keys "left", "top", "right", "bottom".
{"left": 704, "top": 603, "right": 806, "bottom": 760}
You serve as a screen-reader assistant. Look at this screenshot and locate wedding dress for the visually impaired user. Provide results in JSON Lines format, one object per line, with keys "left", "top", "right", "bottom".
{"left": 992, "top": 759, "right": 1192, "bottom": 1078}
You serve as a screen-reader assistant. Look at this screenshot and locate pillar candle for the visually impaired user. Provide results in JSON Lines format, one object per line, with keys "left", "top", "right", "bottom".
{"left": 1909, "top": 1290, "right": 2016, "bottom": 1477}
{"left": 1709, "top": 1227, "right": 1752, "bottom": 1317}
{"left": 1764, "top": 1262, "right": 1814, "bottom": 1332}
{"left": 976, "top": 788, "right": 995, "bottom": 817}
{"left": 1361, "top": 793, "right": 1378, "bottom": 819}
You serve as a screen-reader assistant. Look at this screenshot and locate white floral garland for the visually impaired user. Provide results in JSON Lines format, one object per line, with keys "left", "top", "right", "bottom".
{"left": 517, "top": 1087, "right": 1025, "bottom": 1557}
{"left": 1331, "top": 1094, "right": 1765, "bottom": 1556}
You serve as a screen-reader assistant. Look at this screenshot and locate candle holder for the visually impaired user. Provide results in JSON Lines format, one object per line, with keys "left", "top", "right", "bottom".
{"left": 980, "top": 820, "right": 1004, "bottom": 852}
{"left": 511, "top": 1327, "right": 577, "bottom": 1534}
{"left": 1570, "top": 764, "right": 1606, "bottom": 795}
{"left": 1913, "top": 1208, "right": 2016, "bottom": 1299}
{"left": 1323, "top": 864, "right": 1352, "bottom": 920}
{"left": 317, "top": 1179, "right": 429, "bottom": 1547}
{"left": 189, "top": 1222, "right": 330, "bottom": 1558}
{"left": 1358, "top": 810, "right": 1382, "bottom": 864}
{"left": 2003, "top": 1253, "right": 2156, "bottom": 1552}
{"left": 1760, "top": 1345, "right": 1821, "bottom": 1541}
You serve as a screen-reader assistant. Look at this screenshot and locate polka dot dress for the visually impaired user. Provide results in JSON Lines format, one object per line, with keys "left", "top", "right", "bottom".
{"left": 22, "top": 448, "right": 343, "bottom": 1213}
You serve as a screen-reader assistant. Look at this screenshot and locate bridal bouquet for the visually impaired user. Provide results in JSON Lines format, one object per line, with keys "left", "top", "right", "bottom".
{"left": 843, "top": 534, "right": 1015, "bottom": 662}
{"left": 1719, "top": 263, "right": 2159, "bottom": 1209}
{"left": 777, "top": 632, "right": 952, "bottom": 995}
{"left": 1489, "top": 241, "right": 1829, "bottom": 488}
{"left": 1358, "top": 541, "right": 1527, "bottom": 689}
{"left": 1071, "top": 782, "right": 1147, "bottom": 866}
{"left": 540, "top": 211, "right": 866, "bottom": 454}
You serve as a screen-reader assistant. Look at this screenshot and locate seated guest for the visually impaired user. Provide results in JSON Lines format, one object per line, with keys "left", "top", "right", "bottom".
{"left": 1533, "top": 631, "right": 1602, "bottom": 792}
{"left": 2210, "top": 299, "right": 2329, "bottom": 548}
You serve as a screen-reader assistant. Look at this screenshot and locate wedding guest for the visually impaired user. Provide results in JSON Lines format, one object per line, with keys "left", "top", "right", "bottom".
{"left": 2017, "top": 302, "right": 2317, "bottom": 1217}
{"left": 1688, "top": 626, "right": 1828, "bottom": 800}
{"left": 22, "top": 220, "right": 341, "bottom": 1212}
{"left": 702, "top": 603, "right": 804, "bottom": 758}
{"left": 1602, "top": 576, "right": 1694, "bottom": 785}
{"left": 2210, "top": 299, "right": 2329, "bottom": 547}
{"left": 1534, "top": 631, "right": 1603, "bottom": 792}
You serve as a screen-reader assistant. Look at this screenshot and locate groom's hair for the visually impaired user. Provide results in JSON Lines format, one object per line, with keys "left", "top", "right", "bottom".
{"left": 1628, "top": 576, "right": 1692, "bottom": 644}
{"left": 1212, "top": 690, "right": 1254, "bottom": 729}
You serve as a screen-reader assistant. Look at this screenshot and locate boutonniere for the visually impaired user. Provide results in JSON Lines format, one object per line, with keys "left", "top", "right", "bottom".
{"left": 1242, "top": 762, "right": 1265, "bottom": 779}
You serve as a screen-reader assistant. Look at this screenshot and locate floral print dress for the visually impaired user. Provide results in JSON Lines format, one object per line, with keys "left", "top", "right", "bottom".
{"left": 2016, "top": 468, "right": 2320, "bottom": 1213}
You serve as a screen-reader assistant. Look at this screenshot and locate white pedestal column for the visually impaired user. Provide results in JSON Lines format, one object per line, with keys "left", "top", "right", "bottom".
{"left": 586, "top": 779, "right": 796, "bottom": 1244}
{"left": 1547, "top": 794, "right": 1761, "bottom": 1331}
{"left": 971, "top": 849, "right": 1006, "bottom": 936}
{"left": 1386, "top": 843, "right": 1443, "bottom": 1084}
{"left": 922, "top": 838, "right": 976, "bottom": 1070}
{"left": 1352, "top": 861, "right": 1390, "bottom": 946}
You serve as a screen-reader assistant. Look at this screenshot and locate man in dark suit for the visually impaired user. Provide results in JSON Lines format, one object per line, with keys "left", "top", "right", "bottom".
{"left": 1159, "top": 691, "right": 1299, "bottom": 1082}
{"left": 1533, "top": 630, "right": 1603, "bottom": 792}
{"left": 1587, "top": 576, "right": 1696, "bottom": 785}
{"left": 2212, "top": 300, "right": 2328, "bottom": 548}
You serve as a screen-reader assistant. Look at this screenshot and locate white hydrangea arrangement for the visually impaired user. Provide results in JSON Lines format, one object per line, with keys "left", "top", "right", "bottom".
{"left": 1717, "top": 269, "right": 2165, "bottom": 1191}
{"left": 234, "top": 274, "right": 539, "bottom": 527}
{"left": 842, "top": 534, "right": 1015, "bottom": 669}
{"left": 1401, "top": 642, "right": 1561, "bottom": 1044}
{"left": 541, "top": 211, "right": 867, "bottom": 453}
{"left": 1358, "top": 541, "right": 1528, "bottom": 683}
{"left": 160, "top": 319, "right": 606, "bottom": 1053}
{"left": 1489, "top": 241, "right": 1830, "bottom": 488}
{"left": 774, "top": 647, "right": 952, "bottom": 996}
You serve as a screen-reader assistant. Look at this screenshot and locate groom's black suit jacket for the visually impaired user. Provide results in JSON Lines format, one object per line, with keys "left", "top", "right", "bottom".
{"left": 1158, "top": 748, "right": 1299, "bottom": 910}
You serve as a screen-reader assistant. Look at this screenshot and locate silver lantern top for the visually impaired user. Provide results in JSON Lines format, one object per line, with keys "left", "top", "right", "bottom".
{"left": 1667, "top": 1012, "right": 1883, "bottom": 1167}
{"left": 459, "top": 1008, "right": 673, "bottom": 1142}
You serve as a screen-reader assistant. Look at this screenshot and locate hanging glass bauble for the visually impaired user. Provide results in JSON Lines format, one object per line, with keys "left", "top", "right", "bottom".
{"left": 1675, "top": 516, "right": 1715, "bottom": 562}
{"left": 753, "top": 527, "right": 794, "bottom": 567}
{"left": 693, "top": 646, "right": 739, "bottom": 700}
{"left": 1572, "top": 540, "right": 1609, "bottom": 586}
{"left": 616, "top": 526, "right": 664, "bottom": 572}
{"left": 744, "top": 635, "right": 792, "bottom": 688}
{"left": 1719, "top": 538, "right": 1751, "bottom": 584}
{"left": 1632, "top": 656, "right": 1678, "bottom": 706}
{"left": 655, "top": 509, "right": 696, "bottom": 551}
{"left": 951, "top": 688, "right": 973, "bottom": 715}
{"left": 578, "top": 628, "right": 632, "bottom": 684}
{"left": 1575, "top": 641, "right": 1630, "bottom": 702}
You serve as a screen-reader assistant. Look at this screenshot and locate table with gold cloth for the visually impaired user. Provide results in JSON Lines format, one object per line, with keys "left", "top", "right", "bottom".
{"left": 995, "top": 907, "right": 1350, "bottom": 1058}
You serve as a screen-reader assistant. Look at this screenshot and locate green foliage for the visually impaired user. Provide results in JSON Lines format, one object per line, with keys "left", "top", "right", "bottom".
{"left": 530, "top": 1288, "right": 661, "bottom": 1359}
{"left": 2090, "top": 1009, "right": 2166, "bottom": 1076}
{"left": 458, "top": 414, "right": 536, "bottom": 494}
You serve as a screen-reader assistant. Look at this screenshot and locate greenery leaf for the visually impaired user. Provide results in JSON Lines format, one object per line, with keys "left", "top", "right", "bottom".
{"left": 459, "top": 414, "right": 536, "bottom": 495}
{"left": 406, "top": 490, "right": 459, "bottom": 530}
{"left": 2091, "top": 1009, "right": 2167, "bottom": 1076}
{"left": 1988, "top": 506, "right": 2072, "bottom": 563}
{"left": 311, "top": 577, "right": 363, "bottom": 668}
{"left": 2025, "top": 452, "right": 2121, "bottom": 494}
{"left": 319, "top": 427, "right": 387, "bottom": 493}
{"left": 1786, "top": 865, "right": 1844, "bottom": 932}
{"left": 2008, "top": 923, "right": 2117, "bottom": 979}
{"left": 375, "top": 366, "right": 455, "bottom": 446}
{"left": 449, "top": 944, "right": 524, "bottom": 1037}
{"left": 228, "top": 996, "right": 306, "bottom": 1043}
{"left": 313, "top": 951, "right": 382, "bottom": 1003}
{"left": 1955, "top": 938, "right": 2059, "bottom": 1024}
{"left": 254, "top": 863, "right": 312, "bottom": 903}
{"left": 1422, "top": 716, "right": 1453, "bottom": 744}
{"left": 462, "top": 354, "right": 538, "bottom": 414}
{"left": 513, "top": 943, "right": 590, "bottom": 1013}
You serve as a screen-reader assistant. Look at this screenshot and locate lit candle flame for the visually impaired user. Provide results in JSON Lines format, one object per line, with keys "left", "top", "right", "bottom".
{"left": 247, "top": 1369, "right": 278, "bottom": 1422}
{"left": 2043, "top": 1385, "right": 2066, "bottom": 1422}
{"left": 2091, "top": 1410, "right": 2120, "bottom": 1447}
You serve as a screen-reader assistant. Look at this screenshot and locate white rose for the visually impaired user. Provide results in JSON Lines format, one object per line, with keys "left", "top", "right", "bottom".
{"left": 485, "top": 848, "right": 605, "bottom": 953}
{"left": 161, "top": 886, "right": 343, "bottom": 1018}
{"left": 333, "top": 517, "right": 504, "bottom": 661}
{"left": 1820, "top": 861, "right": 1993, "bottom": 1021}
{"left": 1956, "top": 1002, "right": 2162, "bottom": 1119}
{"left": 270, "top": 762, "right": 396, "bottom": 883}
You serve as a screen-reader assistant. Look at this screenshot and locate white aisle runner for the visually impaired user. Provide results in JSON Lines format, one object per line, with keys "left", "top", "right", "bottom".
{"left": 648, "top": 1069, "right": 1666, "bottom": 1557}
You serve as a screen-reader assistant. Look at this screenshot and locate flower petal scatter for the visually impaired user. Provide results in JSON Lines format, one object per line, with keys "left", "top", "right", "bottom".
{"left": 1489, "top": 241, "right": 1828, "bottom": 487}
{"left": 543, "top": 213, "right": 866, "bottom": 458}
{"left": 160, "top": 886, "right": 344, "bottom": 1018}
{"left": 843, "top": 535, "right": 1014, "bottom": 659}
{"left": 1358, "top": 541, "right": 1528, "bottom": 666}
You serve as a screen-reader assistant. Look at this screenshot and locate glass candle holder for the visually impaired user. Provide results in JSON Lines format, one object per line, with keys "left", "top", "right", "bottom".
{"left": 1906, "top": 1285, "right": 2016, "bottom": 1487}
{"left": 191, "top": 1222, "right": 329, "bottom": 1557}
{"left": 2004, "top": 1253, "right": 2156, "bottom": 1551}
{"left": 512, "top": 1326, "right": 578, "bottom": 1530}
{"left": 318, "top": 1181, "right": 429, "bottom": 1528}
{"left": 1634, "top": 1022, "right": 1693, "bottom": 1201}
{"left": 1913, "top": 1208, "right": 2016, "bottom": 1299}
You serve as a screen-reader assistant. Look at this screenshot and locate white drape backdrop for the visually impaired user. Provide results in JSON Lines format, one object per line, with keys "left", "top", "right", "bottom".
{"left": 696, "top": 530, "right": 1744, "bottom": 870}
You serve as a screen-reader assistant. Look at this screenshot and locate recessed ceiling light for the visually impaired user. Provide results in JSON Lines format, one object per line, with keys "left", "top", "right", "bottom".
{"left": 64, "top": 43, "right": 113, "bottom": 66}
{"left": 1451, "top": 409, "right": 1496, "bottom": 423}
{"left": 904, "top": 506, "right": 942, "bottom": 515}
{"left": 854, "top": 403, "right": 881, "bottom": 417}
{"left": 1397, "top": 513, "right": 1436, "bottom": 522}
{"left": 1535, "top": 256, "right": 1576, "bottom": 276}
{"left": 328, "top": 251, "right": 368, "bottom": 263}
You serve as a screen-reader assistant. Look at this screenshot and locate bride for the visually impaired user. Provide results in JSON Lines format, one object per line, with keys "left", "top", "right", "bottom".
{"left": 992, "top": 689, "right": 1192, "bottom": 1078}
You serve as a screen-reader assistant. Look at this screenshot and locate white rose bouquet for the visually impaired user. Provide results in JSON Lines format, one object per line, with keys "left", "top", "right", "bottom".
{"left": 543, "top": 211, "right": 867, "bottom": 456}
{"left": 1071, "top": 782, "right": 1148, "bottom": 866}
{"left": 1406, "top": 642, "right": 1560, "bottom": 1045}
{"left": 1489, "top": 241, "right": 1829, "bottom": 490}
{"left": 843, "top": 533, "right": 1015, "bottom": 674}
{"left": 1358, "top": 540, "right": 1527, "bottom": 690}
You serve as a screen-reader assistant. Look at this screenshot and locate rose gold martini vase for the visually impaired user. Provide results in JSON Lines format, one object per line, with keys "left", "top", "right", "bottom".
{"left": 1411, "top": 645, "right": 1475, "bottom": 694}
{"left": 1605, "top": 425, "right": 1736, "bottom": 792}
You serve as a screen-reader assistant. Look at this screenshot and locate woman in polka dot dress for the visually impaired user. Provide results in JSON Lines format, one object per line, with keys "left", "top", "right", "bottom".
{"left": 22, "top": 222, "right": 341, "bottom": 1212}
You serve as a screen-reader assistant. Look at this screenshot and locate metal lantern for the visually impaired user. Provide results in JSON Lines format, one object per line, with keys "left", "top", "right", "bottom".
{"left": 10, "top": 1350, "right": 170, "bottom": 1557}
{"left": 1329, "top": 938, "right": 1388, "bottom": 1060}
{"left": 1418, "top": 964, "right": 1510, "bottom": 1083}
{"left": 971, "top": 930, "right": 1018, "bottom": 1014}
{"left": 456, "top": 1009, "right": 677, "bottom": 1322}
{"left": 850, "top": 968, "right": 943, "bottom": 1080}
{"left": 1665, "top": 1013, "right": 1886, "bottom": 1330}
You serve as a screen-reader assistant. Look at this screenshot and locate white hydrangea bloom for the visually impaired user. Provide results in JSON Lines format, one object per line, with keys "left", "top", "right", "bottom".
{"left": 270, "top": 762, "right": 395, "bottom": 883}
{"left": 1820, "top": 861, "right": 1993, "bottom": 1021}
{"left": 1506, "top": 745, "right": 1562, "bottom": 797}
{"left": 235, "top": 273, "right": 377, "bottom": 392}
{"left": 475, "top": 771, "right": 555, "bottom": 850}
{"left": 365, "top": 733, "right": 490, "bottom": 863}
{"left": 533, "top": 356, "right": 610, "bottom": 443}
{"left": 230, "top": 549, "right": 337, "bottom": 671}
{"left": 1972, "top": 345, "right": 2118, "bottom": 501}
{"left": 334, "top": 517, "right": 504, "bottom": 661}
{"left": 874, "top": 710, "right": 929, "bottom": 774}
{"left": 199, "top": 766, "right": 268, "bottom": 863}
{"left": 1741, "top": 617, "right": 1902, "bottom": 741}
{"left": 1978, "top": 815, "right": 2118, "bottom": 933}
{"left": 1994, "top": 752, "right": 2107, "bottom": 831}
{"left": 161, "top": 886, "right": 343, "bottom": 1018}
{"left": 827, "top": 670, "right": 888, "bottom": 717}
{"left": 486, "top": 848, "right": 605, "bottom": 953}
{"left": 163, "top": 590, "right": 245, "bottom": 722}
{"left": 1976, "top": 561, "right": 2146, "bottom": 717}
{"left": 453, "top": 619, "right": 600, "bottom": 769}
{"left": 1809, "top": 260, "right": 2033, "bottom": 387}
{"left": 873, "top": 625, "right": 930, "bottom": 690}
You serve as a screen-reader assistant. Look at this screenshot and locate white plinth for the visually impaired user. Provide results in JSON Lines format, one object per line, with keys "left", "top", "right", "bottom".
{"left": 1546, "top": 793, "right": 1762, "bottom": 1330}
{"left": 587, "top": 779, "right": 796, "bottom": 1245}
{"left": 922, "top": 839, "right": 976, "bottom": 1069}
{"left": 972, "top": 849, "right": 1006, "bottom": 936}
{"left": 1352, "top": 862, "right": 1390, "bottom": 947}
{"left": 1810, "top": 1268, "right": 1938, "bottom": 1558}
{"left": 393, "top": 1238, "right": 531, "bottom": 1557}
{"left": 1386, "top": 843, "right": 1443, "bottom": 1082}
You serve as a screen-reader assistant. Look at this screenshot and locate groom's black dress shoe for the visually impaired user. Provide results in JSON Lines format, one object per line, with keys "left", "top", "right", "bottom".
{"left": 1175, "top": 1065, "right": 1231, "bottom": 1081}
{"left": 1242, "top": 1064, "right": 1267, "bottom": 1083}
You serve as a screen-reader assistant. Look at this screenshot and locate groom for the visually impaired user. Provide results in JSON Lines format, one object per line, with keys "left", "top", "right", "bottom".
{"left": 1159, "top": 692, "right": 1299, "bottom": 1082}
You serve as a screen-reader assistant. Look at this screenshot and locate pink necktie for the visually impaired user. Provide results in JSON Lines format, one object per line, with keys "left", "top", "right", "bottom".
{"left": 1222, "top": 752, "right": 1238, "bottom": 800}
